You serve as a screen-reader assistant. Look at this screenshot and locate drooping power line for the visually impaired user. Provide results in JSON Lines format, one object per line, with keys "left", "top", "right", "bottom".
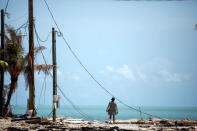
{"left": 43, "top": 0, "right": 162, "bottom": 119}
{"left": 57, "top": 86, "right": 94, "bottom": 120}
{"left": 6, "top": 13, "right": 27, "bottom": 24}
{"left": 4, "top": 0, "right": 10, "bottom": 18}
{"left": 4, "top": 0, "right": 10, "bottom": 13}
{"left": 34, "top": 23, "right": 93, "bottom": 120}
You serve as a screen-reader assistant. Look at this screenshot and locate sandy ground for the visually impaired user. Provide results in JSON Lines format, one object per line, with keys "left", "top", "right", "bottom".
{"left": 0, "top": 116, "right": 197, "bottom": 131}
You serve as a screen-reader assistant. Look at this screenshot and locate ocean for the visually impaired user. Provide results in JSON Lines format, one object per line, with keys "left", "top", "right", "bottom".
{"left": 12, "top": 105, "right": 197, "bottom": 121}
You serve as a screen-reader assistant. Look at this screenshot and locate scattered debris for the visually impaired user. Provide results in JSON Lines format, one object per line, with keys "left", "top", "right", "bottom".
{"left": 0, "top": 117, "right": 196, "bottom": 131}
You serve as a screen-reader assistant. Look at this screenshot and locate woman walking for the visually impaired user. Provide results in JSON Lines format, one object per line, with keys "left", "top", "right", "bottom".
{"left": 106, "top": 97, "right": 118, "bottom": 123}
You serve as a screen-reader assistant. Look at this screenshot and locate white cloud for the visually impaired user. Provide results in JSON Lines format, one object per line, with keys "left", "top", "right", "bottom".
{"left": 117, "top": 65, "right": 136, "bottom": 81}
{"left": 136, "top": 57, "right": 192, "bottom": 83}
{"left": 105, "top": 65, "right": 115, "bottom": 72}
{"left": 71, "top": 75, "right": 80, "bottom": 81}
{"left": 158, "top": 70, "right": 191, "bottom": 82}
{"left": 137, "top": 71, "right": 146, "bottom": 80}
{"left": 98, "top": 70, "right": 105, "bottom": 75}
{"left": 183, "top": 74, "right": 192, "bottom": 80}
{"left": 101, "top": 64, "right": 136, "bottom": 81}
{"left": 146, "top": 57, "right": 171, "bottom": 72}
{"left": 99, "top": 58, "right": 192, "bottom": 83}
{"left": 159, "top": 70, "right": 180, "bottom": 82}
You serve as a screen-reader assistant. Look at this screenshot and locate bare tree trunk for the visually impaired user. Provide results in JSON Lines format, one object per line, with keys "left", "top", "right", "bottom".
{"left": 5, "top": 77, "right": 17, "bottom": 107}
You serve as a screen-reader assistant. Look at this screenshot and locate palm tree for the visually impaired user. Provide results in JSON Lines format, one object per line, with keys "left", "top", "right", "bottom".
{"left": 0, "top": 26, "right": 52, "bottom": 113}
{"left": 0, "top": 60, "right": 8, "bottom": 69}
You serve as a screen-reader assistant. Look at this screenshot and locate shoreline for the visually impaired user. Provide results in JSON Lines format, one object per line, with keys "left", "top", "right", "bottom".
{"left": 0, "top": 116, "right": 197, "bottom": 131}
{"left": 12, "top": 105, "right": 197, "bottom": 121}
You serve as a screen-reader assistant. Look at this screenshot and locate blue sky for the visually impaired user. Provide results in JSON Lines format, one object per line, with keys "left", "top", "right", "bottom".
{"left": 0, "top": 0, "right": 197, "bottom": 107}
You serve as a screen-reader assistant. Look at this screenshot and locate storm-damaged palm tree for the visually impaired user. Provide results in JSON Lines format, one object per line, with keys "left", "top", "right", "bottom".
{"left": 0, "top": 26, "right": 52, "bottom": 115}
{"left": 0, "top": 60, "right": 8, "bottom": 69}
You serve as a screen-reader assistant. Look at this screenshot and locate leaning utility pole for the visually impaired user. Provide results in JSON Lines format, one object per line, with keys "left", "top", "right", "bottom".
{"left": 52, "top": 27, "right": 57, "bottom": 122}
{"left": 28, "top": 0, "right": 35, "bottom": 114}
{"left": 0, "top": 9, "right": 5, "bottom": 116}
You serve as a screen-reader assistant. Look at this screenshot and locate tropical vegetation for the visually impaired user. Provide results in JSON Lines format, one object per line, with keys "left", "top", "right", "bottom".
{"left": 0, "top": 26, "right": 52, "bottom": 114}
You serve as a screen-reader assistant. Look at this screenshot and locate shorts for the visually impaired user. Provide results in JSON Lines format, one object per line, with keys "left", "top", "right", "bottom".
{"left": 108, "top": 110, "right": 116, "bottom": 115}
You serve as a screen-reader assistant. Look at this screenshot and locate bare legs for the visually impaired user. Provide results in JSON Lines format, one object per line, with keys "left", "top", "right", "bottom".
{"left": 109, "top": 114, "right": 116, "bottom": 124}
{"left": 113, "top": 114, "right": 115, "bottom": 123}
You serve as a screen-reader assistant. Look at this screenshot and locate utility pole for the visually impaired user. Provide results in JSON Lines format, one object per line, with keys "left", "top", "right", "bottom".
{"left": 28, "top": 0, "right": 35, "bottom": 114}
{"left": 52, "top": 27, "right": 57, "bottom": 122}
{"left": 0, "top": 9, "right": 5, "bottom": 116}
{"left": 139, "top": 107, "right": 143, "bottom": 121}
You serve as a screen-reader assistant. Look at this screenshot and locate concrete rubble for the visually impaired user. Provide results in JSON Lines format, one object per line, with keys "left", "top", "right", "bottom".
{"left": 0, "top": 116, "right": 197, "bottom": 131}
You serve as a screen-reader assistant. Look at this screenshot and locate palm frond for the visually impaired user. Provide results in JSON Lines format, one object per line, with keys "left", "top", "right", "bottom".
{"left": 3, "top": 25, "right": 52, "bottom": 104}
{"left": 0, "top": 60, "right": 8, "bottom": 69}
{"left": 0, "top": 49, "right": 6, "bottom": 58}
{"left": 6, "top": 26, "right": 24, "bottom": 59}
{"left": 19, "top": 54, "right": 29, "bottom": 71}
{"left": 24, "top": 69, "right": 29, "bottom": 91}
{"left": 34, "top": 46, "right": 46, "bottom": 57}
{"left": 34, "top": 64, "right": 53, "bottom": 74}
{"left": 0, "top": 33, "right": 12, "bottom": 45}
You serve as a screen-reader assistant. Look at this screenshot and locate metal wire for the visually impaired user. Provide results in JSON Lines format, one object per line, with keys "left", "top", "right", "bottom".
{"left": 34, "top": 23, "right": 92, "bottom": 120}
{"left": 38, "top": 74, "right": 47, "bottom": 105}
{"left": 34, "top": 27, "right": 51, "bottom": 42}
{"left": 6, "top": 13, "right": 27, "bottom": 23}
{"left": 43, "top": 0, "right": 163, "bottom": 119}
{"left": 57, "top": 86, "right": 94, "bottom": 121}
{"left": 4, "top": 0, "right": 10, "bottom": 18}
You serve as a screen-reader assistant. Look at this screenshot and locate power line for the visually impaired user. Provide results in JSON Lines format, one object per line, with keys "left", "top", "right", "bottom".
{"left": 34, "top": 23, "right": 93, "bottom": 120}
{"left": 57, "top": 86, "right": 94, "bottom": 121}
{"left": 4, "top": 0, "right": 10, "bottom": 13}
{"left": 34, "top": 23, "right": 51, "bottom": 106}
{"left": 59, "top": 95, "right": 79, "bottom": 119}
{"left": 43, "top": 0, "right": 115, "bottom": 97}
{"left": 34, "top": 22, "right": 50, "bottom": 106}
{"left": 6, "top": 13, "right": 27, "bottom": 23}
{"left": 42, "top": 0, "right": 162, "bottom": 119}
{"left": 34, "top": 26, "right": 52, "bottom": 105}
{"left": 46, "top": 45, "right": 52, "bottom": 62}
{"left": 34, "top": 26, "right": 51, "bottom": 42}
{"left": 38, "top": 74, "right": 47, "bottom": 105}
{"left": 4, "top": 0, "right": 10, "bottom": 18}
{"left": 43, "top": 0, "right": 162, "bottom": 119}
{"left": 8, "top": 20, "right": 29, "bottom": 33}
{"left": 34, "top": 23, "right": 49, "bottom": 65}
